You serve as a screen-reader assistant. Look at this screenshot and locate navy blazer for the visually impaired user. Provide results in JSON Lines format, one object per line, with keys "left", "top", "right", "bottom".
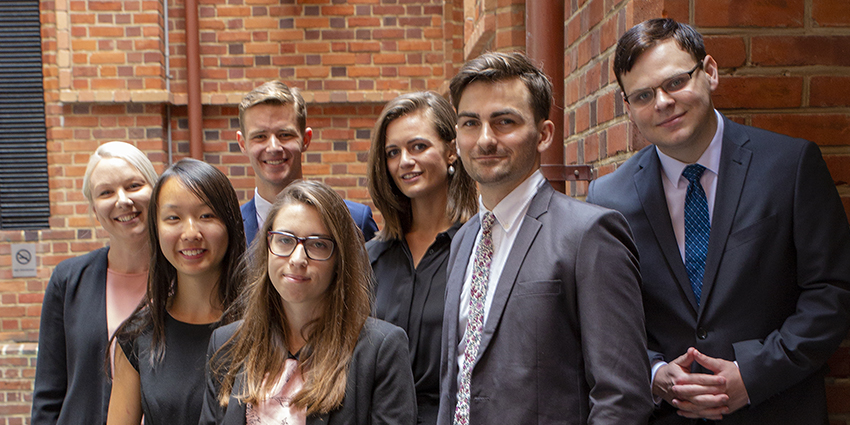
{"left": 587, "top": 114, "right": 850, "bottom": 424}
{"left": 437, "top": 182, "right": 653, "bottom": 425}
{"left": 32, "top": 247, "right": 112, "bottom": 425}
{"left": 199, "top": 317, "right": 417, "bottom": 425}
{"left": 241, "top": 196, "right": 377, "bottom": 246}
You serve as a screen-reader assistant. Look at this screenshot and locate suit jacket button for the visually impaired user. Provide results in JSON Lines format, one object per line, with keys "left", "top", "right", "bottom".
{"left": 697, "top": 328, "right": 708, "bottom": 340}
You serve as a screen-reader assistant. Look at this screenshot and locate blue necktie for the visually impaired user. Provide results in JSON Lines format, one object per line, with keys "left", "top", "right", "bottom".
{"left": 683, "top": 164, "right": 710, "bottom": 305}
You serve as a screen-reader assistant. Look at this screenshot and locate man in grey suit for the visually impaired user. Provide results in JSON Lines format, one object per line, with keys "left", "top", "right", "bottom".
{"left": 587, "top": 19, "right": 850, "bottom": 424}
{"left": 437, "top": 51, "right": 653, "bottom": 425}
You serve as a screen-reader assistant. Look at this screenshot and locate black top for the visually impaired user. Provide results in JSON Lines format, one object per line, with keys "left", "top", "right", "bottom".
{"left": 120, "top": 313, "right": 216, "bottom": 425}
{"left": 366, "top": 223, "right": 459, "bottom": 424}
{"left": 32, "top": 247, "right": 111, "bottom": 425}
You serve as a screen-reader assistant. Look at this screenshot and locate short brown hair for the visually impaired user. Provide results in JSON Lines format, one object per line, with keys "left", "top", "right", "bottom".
{"left": 238, "top": 81, "right": 307, "bottom": 136}
{"left": 613, "top": 18, "right": 707, "bottom": 92}
{"left": 367, "top": 92, "right": 477, "bottom": 240}
{"left": 449, "top": 51, "right": 553, "bottom": 124}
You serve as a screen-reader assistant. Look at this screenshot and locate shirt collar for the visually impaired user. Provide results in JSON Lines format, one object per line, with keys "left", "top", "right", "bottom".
{"left": 254, "top": 187, "right": 273, "bottom": 224}
{"left": 656, "top": 109, "right": 724, "bottom": 186}
{"left": 479, "top": 169, "right": 546, "bottom": 232}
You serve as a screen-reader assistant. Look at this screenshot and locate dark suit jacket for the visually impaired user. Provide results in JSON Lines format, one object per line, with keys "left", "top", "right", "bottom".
{"left": 199, "top": 317, "right": 417, "bottom": 425}
{"left": 437, "top": 182, "right": 653, "bottom": 425}
{"left": 241, "top": 196, "right": 378, "bottom": 246}
{"left": 31, "top": 247, "right": 112, "bottom": 425}
{"left": 587, "top": 114, "right": 850, "bottom": 424}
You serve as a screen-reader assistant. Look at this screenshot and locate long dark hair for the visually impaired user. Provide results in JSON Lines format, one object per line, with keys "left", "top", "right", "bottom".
{"left": 213, "top": 180, "right": 371, "bottom": 415}
{"left": 111, "top": 159, "right": 247, "bottom": 365}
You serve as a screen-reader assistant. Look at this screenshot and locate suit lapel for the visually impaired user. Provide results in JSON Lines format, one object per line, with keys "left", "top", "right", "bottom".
{"left": 699, "top": 116, "right": 751, "bottom": 314}
{"left": 474, "top": 183, "right": 549, "bottom": 362}
{"left": 633, "top": 150, "right": 699, "bottom": 310}
{"left": 445, "top": 216, "right": 479, "bottom": 369}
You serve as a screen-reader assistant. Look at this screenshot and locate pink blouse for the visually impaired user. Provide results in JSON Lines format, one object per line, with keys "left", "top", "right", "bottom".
{"left": 246, "top": 357, "right": 307, "bottom": 425}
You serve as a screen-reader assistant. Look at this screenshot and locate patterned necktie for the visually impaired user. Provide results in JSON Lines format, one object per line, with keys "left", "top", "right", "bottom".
{"left": 683, "top": 164, "right": 710, "bottom": 305}
{"left": 454, "top": 212, "right": 495, "bottom": 425}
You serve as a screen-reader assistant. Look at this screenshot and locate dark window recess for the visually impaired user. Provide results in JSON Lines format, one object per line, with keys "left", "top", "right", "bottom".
{"left": 0, "top": 0, "right": 50, "bottom": 229}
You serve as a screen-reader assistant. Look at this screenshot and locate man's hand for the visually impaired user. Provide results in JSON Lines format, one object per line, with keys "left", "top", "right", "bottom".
{"left": 681, "top": 348, "right": 750, "bottom": 416}
{"left": 653, "top": 348, "right": 729, "bottom": 420}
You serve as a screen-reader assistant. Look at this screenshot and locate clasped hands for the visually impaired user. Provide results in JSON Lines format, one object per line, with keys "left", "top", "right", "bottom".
{"left": 653, "top": 347, "right": 750, "bottom": 420}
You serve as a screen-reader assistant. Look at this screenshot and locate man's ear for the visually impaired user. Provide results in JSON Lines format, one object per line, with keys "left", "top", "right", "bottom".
{"left": 237, "top": 131, "right": 248, "bottom": 154}
{"left": 703, "top": 55, "right": 720, "bottom": 93}
{"left": 301, "top": 127, "right": 313, "bottom": 152}
{"left": 536, "top": 120, "right": 555, "bottom": 153}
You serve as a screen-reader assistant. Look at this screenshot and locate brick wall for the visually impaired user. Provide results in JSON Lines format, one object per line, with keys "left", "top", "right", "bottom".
{"left": 2, "top": 0, "right": 849, "bottom": 423}
{"left": 565, "top": 0, "right": 850, "bottom": 423}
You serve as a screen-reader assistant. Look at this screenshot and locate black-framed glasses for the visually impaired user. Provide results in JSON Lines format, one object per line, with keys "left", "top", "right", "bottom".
{"left": 267, "top": 231, "right": 335, "bottom": 261}
{"left": 623, "top": 62, "right": 702, "bottom": 108}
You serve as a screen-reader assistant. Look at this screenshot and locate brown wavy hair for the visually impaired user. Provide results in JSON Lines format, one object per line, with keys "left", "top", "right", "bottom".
{"left": 367, "top": 91, "right": 477, "bottom": 241}
{"left": 213, "top": 180, "right": 372, "bottom": 415}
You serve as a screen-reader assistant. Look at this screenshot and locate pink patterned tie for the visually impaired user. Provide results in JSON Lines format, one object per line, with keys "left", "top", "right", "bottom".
{"left": 454, "top": 212, "right": 495, "bottom": 425}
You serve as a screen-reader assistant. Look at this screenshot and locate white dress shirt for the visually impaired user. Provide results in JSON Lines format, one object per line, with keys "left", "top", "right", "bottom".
{"left": 456, "top": 170, "right": 546, "bottom": 375}
{"left": 253, "top": 187, "right": 273, "bottom": 231}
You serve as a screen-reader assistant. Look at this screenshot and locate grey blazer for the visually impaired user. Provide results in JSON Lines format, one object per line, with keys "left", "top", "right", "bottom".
{"left": 587, "top": 114, "right": 850, "bottom": 424}
{"left": 31, "top": 247, "right": 112, "bottom": 425}
{"left": 437, "top": 182, "right": 653, "bottom": 425}
{"left": 199, "top": 317, "right": 417, "bottom": 425}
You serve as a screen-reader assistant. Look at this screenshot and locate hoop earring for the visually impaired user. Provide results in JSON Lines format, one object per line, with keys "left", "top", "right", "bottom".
{"left": 448, "top": 165, "right": 456, "bottom": 176}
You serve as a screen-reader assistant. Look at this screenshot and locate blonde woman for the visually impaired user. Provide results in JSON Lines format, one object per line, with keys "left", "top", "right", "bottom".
{"left": 32, "top": 142, "right": 157, "bottom": 425}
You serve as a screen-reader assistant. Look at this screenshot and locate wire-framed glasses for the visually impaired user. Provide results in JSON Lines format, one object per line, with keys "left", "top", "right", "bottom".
{"left": 267, "top": 231, "right": 335, "bottom": 261}
{"left": 623, "top": 62, "right": 702, "bottom": 108}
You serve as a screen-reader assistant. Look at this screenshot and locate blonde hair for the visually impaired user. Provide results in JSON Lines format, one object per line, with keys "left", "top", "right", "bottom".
{"left": 82, "top": 141, "right": 157, "bottom": 205}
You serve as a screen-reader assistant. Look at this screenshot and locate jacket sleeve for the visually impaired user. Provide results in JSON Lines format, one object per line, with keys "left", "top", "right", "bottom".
{"left": 733, "top": 141, "right": 850, "bottom": 406}
{"left": 199, "top": 327, "right": 227, "bottom": 425}
{"left": 370, "top": 325, "right": 417, "bottom": 425}
{"left": 575, "top": 210, "right": 654, "bottom": 424}
{"left": 31, "top": 267, "right": 70, "bottom": 425}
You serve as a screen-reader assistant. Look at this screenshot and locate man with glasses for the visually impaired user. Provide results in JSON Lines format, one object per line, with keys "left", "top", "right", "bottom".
{"left": 587, "top": 18, "right": 850, "bottom": 424}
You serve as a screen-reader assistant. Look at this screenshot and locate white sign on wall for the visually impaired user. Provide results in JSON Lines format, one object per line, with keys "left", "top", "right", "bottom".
{"left": 12, "top": 243, "right": 37, "bottom": 278}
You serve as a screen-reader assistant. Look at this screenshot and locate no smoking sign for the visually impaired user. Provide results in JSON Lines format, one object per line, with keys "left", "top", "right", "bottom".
{"left": 12, "top": 243, "right": 37, "bottom": 278}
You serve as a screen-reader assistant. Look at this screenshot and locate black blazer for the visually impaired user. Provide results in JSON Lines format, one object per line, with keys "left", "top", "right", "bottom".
{"left": 199, "top": 317, "right": 417, "bottom": 425}
{"left": 31, "top": 247, "right": 112, "bottom": 425}
{"left": 587, "top": 114, "right": 850, "bottom": 424}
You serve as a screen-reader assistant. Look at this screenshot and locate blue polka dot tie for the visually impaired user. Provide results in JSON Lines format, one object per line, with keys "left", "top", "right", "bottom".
{"left": 683, "top": 164, "right": 710, "bottom": 305}
{"left": 454, "top": 212, "right": 495, "bottom": 425}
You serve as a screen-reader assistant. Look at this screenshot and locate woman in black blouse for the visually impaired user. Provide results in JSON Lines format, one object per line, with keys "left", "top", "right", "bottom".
{"left": 106, "top": 159, "right": 247, "bottom": 425}
{"left": 366, "top": 91, "right": 477, "bottom": 424}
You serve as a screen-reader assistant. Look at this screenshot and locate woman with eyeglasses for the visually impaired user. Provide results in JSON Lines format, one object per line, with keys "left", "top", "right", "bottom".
{"left": 32, "top": 142, "right": 157, "bottom": 425}
{"left": 366, "top": 92, "right": 477, "bottom": 424}
{"left": 106, "top": 159, "right": 247, "bottom": 425}
{"left": 199, "top": 180, "right": 416, "bottom": 425}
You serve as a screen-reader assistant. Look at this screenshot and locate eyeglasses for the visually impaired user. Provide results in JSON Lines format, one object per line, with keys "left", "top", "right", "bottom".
{"left": 267, "top": 231, "right": 335, "bottom": 261}
{"left": 623, "top": 62, "right": 702, "bottom": 108}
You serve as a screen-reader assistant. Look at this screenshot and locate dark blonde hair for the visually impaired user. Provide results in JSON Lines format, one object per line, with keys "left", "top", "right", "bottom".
{"left": 449, "top": 51, "right": 553, "bottom": 124}
{"left": 111, "top": 159, "right": 247, "bottom": 364}
{"left": 214, "top": 180, "right": 371, "bottom": 415}
{"left": 238, "top": 80, "right": 307, "bottom": 137}
{"left": 367, "top": 91, "right": 477, "bottom": 240}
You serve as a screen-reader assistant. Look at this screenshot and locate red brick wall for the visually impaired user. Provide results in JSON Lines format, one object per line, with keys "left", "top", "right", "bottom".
{"left": 3, "top": 0, "right": 849, "bottom": 423}
{"left": 565, "top": 0, "right": 850, "bottom": 423}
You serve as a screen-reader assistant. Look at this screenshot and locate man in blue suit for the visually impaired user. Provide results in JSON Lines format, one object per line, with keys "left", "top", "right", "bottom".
{"left": 237, "top": 81, "right": 377, "bottom": 245}
{"left": 587, "top": 19, "right": 850, "bottom": 424}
